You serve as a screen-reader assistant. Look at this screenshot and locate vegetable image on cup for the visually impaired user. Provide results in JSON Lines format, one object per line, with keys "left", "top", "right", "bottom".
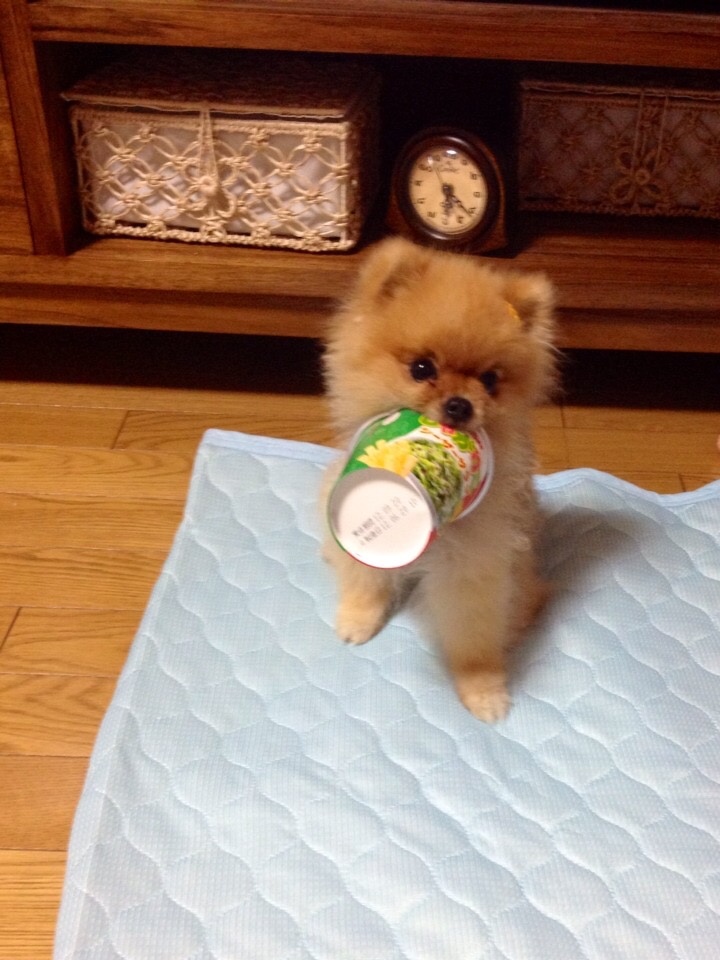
{"left": 328, "top": 408, "right": 493, "bottom": 569}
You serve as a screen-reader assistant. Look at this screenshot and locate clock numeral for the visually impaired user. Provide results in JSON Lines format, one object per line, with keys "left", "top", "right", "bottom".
{"left": 428, "top": 211, "right": 437, "bottom": 219}
{"left": 416, "top": 198, "right": 426, "bottom": 205}
{"left": 470, "top": 173, "right": 479, "bottom": 180}
{"left": 414, "top": 179, "right": 424, "bottom": 186}
{"left": 473, "top": 191, "right": 482, "bottom": 198}
{"left": 468, "top": 207, "right": 476, "bottom": 215}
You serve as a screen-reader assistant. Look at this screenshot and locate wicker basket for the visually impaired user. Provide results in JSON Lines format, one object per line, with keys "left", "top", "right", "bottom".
{"left": 63, "top": 51, "right": 380, "bottom": 251}
{"left": 519, "top": 77, "right": 720, "bottom": 219}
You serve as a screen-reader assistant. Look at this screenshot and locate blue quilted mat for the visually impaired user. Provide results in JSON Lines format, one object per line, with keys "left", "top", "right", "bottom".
{"left": 54, "top": 429, "right": 720, "bottom": 960}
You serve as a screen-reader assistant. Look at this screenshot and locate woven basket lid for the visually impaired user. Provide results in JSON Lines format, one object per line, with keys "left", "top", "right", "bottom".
{"left": 63, "top": 50, "right": 379, "bottom": 120}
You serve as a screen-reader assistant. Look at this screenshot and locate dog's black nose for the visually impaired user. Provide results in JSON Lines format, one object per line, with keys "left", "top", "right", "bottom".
{"left": 443, "top": 396, "right": 474, "bottom": 425}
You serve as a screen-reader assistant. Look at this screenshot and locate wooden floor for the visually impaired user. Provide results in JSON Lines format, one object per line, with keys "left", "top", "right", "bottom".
{"left": 0, "top": 322, "right": 718, "bottom": 959}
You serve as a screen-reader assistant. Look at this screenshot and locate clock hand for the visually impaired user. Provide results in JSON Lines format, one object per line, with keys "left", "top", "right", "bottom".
{"left": 441, "top": 182, "right": 456, "bottom": 215}
{"left": 436, "top": 170, "right": 455, "bottom": 214}
{"left": 441, "top": 182, "right": 472, "bottom": 219}
{"left": 433, "top": 163, "right": 446, "bottom": 188}
{"left": 451, "top": 195, "right": 472, "bottom": 216}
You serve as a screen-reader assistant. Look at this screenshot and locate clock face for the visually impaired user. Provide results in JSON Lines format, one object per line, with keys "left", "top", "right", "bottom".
{"left": 408, "top": 145, "right": 489, "bottom": 237}
{"left": 392, "top": 130, "right": 502, "bottom": 248}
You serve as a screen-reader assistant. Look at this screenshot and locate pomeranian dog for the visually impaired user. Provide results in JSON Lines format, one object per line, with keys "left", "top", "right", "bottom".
{"left": 321, "top": 237, "right": 557, "bottom": 722}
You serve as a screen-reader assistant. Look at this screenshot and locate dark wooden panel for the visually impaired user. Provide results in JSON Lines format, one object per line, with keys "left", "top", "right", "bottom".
{"left": 0, "top": 50, "right": 32, "bottom": 253}
{"left": 28, "top": 1, "right": 720, "bottom": 69}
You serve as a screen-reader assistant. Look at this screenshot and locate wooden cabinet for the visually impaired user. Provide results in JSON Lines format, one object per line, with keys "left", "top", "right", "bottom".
{"left": 0, "top": 49, "right": 32, "bottom": 253}
{"left": 0, "top": 0, "right": 718, "bottom": 351}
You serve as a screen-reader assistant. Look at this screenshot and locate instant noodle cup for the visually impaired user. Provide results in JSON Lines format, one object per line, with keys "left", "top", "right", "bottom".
{"left": 328, "top": 408, "right": 493, "bottom": 569}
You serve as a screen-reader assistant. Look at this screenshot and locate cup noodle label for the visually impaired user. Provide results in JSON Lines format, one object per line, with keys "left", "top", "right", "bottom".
{"left": 328, "top": 409, "right": 493, "bottom": 568}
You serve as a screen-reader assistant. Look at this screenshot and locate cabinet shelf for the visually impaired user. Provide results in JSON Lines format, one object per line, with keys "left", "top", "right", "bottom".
{"left": 0, "top": 215, "right": 717, "bottom": 349}
{"left": 1, "top": 214, "right": 718, "bottom": 308}
{"left": 27, "top": 1, "right": 720, "bottom": 69}
{"left": 1, "top": 0, "right": 718, "bottom": 349}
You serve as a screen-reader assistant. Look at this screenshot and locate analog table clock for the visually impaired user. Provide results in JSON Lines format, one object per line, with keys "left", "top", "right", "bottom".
{"left": 388, "top": 128, "right": 507, "bottom": 252}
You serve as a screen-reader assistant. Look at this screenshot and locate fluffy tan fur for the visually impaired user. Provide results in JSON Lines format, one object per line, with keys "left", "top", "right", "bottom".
{"left": 322, "top": 237, "right": 557, "bottom": 722}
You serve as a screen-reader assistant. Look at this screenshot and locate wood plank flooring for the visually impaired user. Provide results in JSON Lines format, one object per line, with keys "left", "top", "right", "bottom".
{"left": 0, "top": 323, "right": 718, "bottom": 958}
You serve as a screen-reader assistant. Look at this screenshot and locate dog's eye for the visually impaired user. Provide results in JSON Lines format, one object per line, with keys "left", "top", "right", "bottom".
{"left": 479, "top": 369, "right": 499, "bottom": 395}
{"left": 410, "top": 358, "right": 437, "bottom": 382}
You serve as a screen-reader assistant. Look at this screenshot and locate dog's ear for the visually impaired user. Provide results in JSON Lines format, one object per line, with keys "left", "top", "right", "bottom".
{"left": 501, "top": 271, "right": 555, "bottom": 334}
{"left": 355, "top": 236, "right": 432, "bottom": 304}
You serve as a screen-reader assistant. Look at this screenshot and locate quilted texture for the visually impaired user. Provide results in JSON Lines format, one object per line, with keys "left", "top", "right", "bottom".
{"left": 54, "top": 429, "right": 720, "bottom": 960}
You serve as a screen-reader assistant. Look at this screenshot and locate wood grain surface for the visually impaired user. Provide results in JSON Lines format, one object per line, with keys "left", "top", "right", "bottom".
{"left": 27, "top": 1, "right": 720, "bottom": 68}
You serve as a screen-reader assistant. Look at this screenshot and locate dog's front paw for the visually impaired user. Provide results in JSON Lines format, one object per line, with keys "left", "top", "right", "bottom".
{"left": 454, "top": 668, "right": 510, "bottom": 723}
{"left": 336, "top": 595, "right": 389, "bottom": 645}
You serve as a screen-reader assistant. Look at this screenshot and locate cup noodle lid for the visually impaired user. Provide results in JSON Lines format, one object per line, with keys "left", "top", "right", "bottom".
{"left": 330, "top": 468, "right": 437, "bottom": 569}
